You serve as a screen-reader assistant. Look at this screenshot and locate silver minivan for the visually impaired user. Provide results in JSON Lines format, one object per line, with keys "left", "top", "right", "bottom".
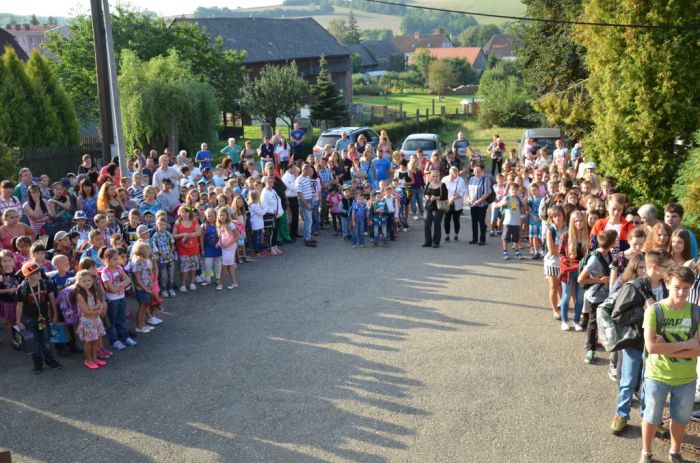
{"left": 516, "top": 128, "right": 564, "bottom": 158}
{"left": 399, "top": 133, "right": 445, "bottom": 160}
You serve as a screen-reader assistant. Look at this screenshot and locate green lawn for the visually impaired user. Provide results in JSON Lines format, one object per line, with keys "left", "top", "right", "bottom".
{"left": 353, "top": 93, "right": 471, "bottom": 117}
{"left": 437, "top": 121, "right": 524, "bottom": 153}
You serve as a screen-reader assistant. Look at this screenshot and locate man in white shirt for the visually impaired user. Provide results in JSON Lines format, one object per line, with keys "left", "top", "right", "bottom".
{"left": 152, "top": 155, "right": 182, "bottom": 211}
{"left": 283, "top": 166, "right": 300, "bottom": 239}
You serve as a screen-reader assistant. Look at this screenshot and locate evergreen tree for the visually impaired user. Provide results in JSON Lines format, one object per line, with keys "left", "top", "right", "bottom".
{"left": 26, "top": 50, "right": 80, "bottom": 146}
{"left": 29, "top": 14, "right": 40, "bottom": 26}
{"left": 0, "top": 52, "right": 9, "bottom": 144}
{"left": 310, "top": 56, "right": 348, "bottom": 127}
{"left": 345, "top": 10, "right": 361, "bottom": 44}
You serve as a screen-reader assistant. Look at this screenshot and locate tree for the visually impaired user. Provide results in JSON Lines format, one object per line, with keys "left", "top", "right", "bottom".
{"left": 515, "top": 0, "right": 590, "bottom": 139}
{"left": 241, "top": 61, "right": 310, "bottom": 131}
{"left": 345, "top": 10, "right": 361, "bottom": 44}
{"left": 459, "top": 24, "right": 500, "bottom": 47}
{"left": 411, "top": 48, "right": 433, "bottom": 81}
{"left": 327, "top": 18, "right": 349, "bottom": 44}
{"left": 351, "top": 53, "right": 363, "bottom": 73}
{"left": 360, "top": 28, "right": 393, "bottom": 41}
{"left": 477, "top": 62, "right": 537, "bottom": 128}
{"left": 400, "top": 9, "right": 476, "bottom": 36}
{"left": 119, "top": 50, "right": 218, "bottom": 152}
{"left": 310, "top": 56, "right": 348, "bottom": 127}
{"left": 672, "top": 130, "right": 700, "bottom": 232}
{"left": 447, "top": 58, "right": 477, "bottom": 85}
{"left": 29, "top": 14, "right": 40, "bottom": 26}
{"left": 26, "top": 50, "right": 80, "bottom": 146}
{"left": 427, "top": 60, "right": 457, "bottom": 98}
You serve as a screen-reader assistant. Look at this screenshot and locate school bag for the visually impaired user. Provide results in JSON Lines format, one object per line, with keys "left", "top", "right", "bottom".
{"left": 233, "top": 219, "right": 246, "bottom": 240}
{"left": 578, "top": 249, "right": 610, "bottom": 290}
{"left": 652, "top": 302, "right": 700, "bottom": 338}
{"left": 597, "top": 278, "right": 649, "bottom": 352}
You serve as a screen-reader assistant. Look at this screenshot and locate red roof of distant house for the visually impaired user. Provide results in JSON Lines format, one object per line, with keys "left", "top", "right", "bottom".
{"left": 410, "top": 47, "right": 484, "bottom": 66}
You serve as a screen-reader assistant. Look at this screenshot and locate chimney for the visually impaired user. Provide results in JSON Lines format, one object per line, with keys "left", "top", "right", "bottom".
{"left": 24, "top": 24, "right": 30, "bottom": 30}
{"left": 14, "top": 24, "right": 20, "bottom": 30}
{"left": 413, "top": 31, "right": 420, "bottom": 39}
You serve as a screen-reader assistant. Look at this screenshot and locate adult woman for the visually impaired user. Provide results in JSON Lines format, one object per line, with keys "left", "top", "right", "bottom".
{"left": 117, "top": 188, "right": 137, "bottom": 212}
{"left": 408, "top": 157, "right": 424, "bottom": 220}
{"left": 643, "top": 222, "right": 672, "bottom": 253}
{"left": 275, "top": 137, "right": 291, "bottom": 171}
{"left": 390, "top": 151, "right": 402, "bottom": 174}
{"left": 377, "top": 132, "right": 392, "bottom": 158}
{"left": 422, "top": 170, "right": 448, "bottom": 248}
{"left": 96, "top": 181, "right": 124, "bottom": 218}
{"left": 355, "top": 134, "right": 368, "bottom": 155}
{"left": 261, "top": 176, "right": 283, "bottom": 255}
{"left": 22, "top": 184, "right": 51, "bottom": 235}
{"left": 423, "top": 151, "right": 442, "bottom": 177}
{"left": 0, "top": 209, "right": 36, "bottom": 251}
{"left": 442, "top": 166, "right": 467, "bottom": 242}
{"left": 221, "top": 158, "right": 236, "bottom": 179}
{"left": 240, "top": 140, "right": 256, "bottom": 171}
{"left": 76, "top": 179, "right": 98, "bottom": 223}
{"left": 467, "top": 164, "right": 491, "bottom": 245}
{"left": 360, "top": 152, "right": 376, "bottom": 190}
{"left": 139, "top": 186, "right": 162, "bottom": 217}
{"left": 559, "top": 210, "right": 589, "bottom": 331}
{"left": 671, "top": 229, "right": 692, "bottom": 266}
{"left": 544, "top": 205, "right": 566, "bottom": 319}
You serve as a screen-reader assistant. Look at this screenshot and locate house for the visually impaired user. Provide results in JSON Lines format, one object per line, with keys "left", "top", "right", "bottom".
{"left": 347, "top": 40, "right": 403, "bottom": 73}
{"left": 0, "top": 28, "right": 28, "bottom": 60}
{"left": 409, "top": 47, "right": 488, "bottom": 76}
{"left": 392, "top": 31, "right": 452, "bottom": 62}
{"left": 4, "top": 23, "right": 68, "bottom": 58}
{"left": 175, "top": 17, "right": 352, "bottom": 108}
{"left": 483, "top": 33, "right": 519, "bottom": 61}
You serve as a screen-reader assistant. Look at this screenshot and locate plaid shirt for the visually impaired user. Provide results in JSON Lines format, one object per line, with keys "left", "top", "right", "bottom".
{"left": 149, "top": 230, "right": 175, "bottom": 263}
{"left": 318, "top": 168, "right": 334, "bottom": 189}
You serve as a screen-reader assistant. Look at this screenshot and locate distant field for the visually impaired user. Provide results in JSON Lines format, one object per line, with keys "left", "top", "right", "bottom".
{"left": 421, "top": 0, "right": 525, "bottom": 25}
{"left": 353, "top": 93, "right": 471, "bottom": 115}
{"left": 310, "top": 6, "right": 402, "bottom": 32}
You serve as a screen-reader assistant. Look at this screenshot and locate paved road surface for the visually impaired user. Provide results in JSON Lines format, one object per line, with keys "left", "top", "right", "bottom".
{"left": 0, "top": 218, "right": 691, "bottom": 462}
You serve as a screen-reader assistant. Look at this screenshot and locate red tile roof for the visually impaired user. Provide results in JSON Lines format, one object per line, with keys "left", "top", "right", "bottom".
{"left": 410, "top": 47, "right": 484, "bottom": 66}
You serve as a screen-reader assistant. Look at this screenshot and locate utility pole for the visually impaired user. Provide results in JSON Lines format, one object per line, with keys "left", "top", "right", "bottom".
{"left": 90, "top": 0, "right": 113, "bottom": 166}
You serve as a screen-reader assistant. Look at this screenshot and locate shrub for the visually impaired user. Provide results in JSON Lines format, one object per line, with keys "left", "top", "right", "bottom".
{"left": 353, "top": 84, "right": 384, "bottom": 96}
{"left": 672, "top": 129, "right": 700, "bottom": 233}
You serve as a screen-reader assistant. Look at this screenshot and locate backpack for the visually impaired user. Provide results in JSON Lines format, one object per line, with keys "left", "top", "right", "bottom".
{"left": 596, "top": 278, "right": 650, "bottom": 352}
{"left": 233, "top": 219, "right": 246, "bottom": 240}
{"left": 653, "top": 303, "right": 700, "bottom": 338}
{"left": 578, "top": 249, "right": 610, "bottom": 290}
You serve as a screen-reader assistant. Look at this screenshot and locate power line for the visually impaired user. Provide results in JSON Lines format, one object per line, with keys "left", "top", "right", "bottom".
{"left": 362, "top": 0, "right": 700, "bottom": 30}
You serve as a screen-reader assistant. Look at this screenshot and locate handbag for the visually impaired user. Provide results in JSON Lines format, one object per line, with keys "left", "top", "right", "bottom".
{"left": 48, "top": 322, "right": 68, "bottom": 344}
{"left": 436, "top": 199, "right": 449, "bottom": 212}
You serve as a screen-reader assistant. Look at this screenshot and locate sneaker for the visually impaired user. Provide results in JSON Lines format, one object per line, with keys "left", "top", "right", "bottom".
{"left": 351, "top": 244, "right": 357, "bottom": 248}
{"left": 610, "top": 415, "right": 627, "bottom": 435}
{"left": 502, "top": 251, "right": 510, "bottom": 260}
{"left": 669, "top": 453, "right": 686, "bottom": 463}
{"left": 189, "top": 283, "right": 197, "bottom": 291}
{"left": 112, "top": 341, "right": 126, "bottom": 350}
{"left": 148, "top": 316, "right": 163, "bottom": 326}
{"left": 585, "top": 350, "right": 595, "bottom": 364}
{"left": 574, "top": 323, "right": 584, "bottom": 332}
{"left": 413, "top": 215, "right": 419, "bottom": 220}
{"left": 228, "top": 284, "right": 237, "bottom": 289}
{"left": 515, "top": 251, "right": 523, "bottom": 260}
{"left": 46, "top": 360, "right": 63, "bottom": 370}
{"left": 125, "top": 338, "right": 137, "bottom": 347}
{"left": 195, "top": 275, "right": 203, "bottom": 284}
{"left": 179, "top": 285, "right": 188, "bottom": 293}
{"left": 489, "top": 230, "right": 496, "bottom": 237}
{"left": 169, "top": 289, "right": 176, "bottom": 297}
{"left": 200, "top": 281, "right": 210, "bottom": 287}
{"left": 638, "top": 453, "right": 653, "bottom": 463}
{"left": 216, "top": 284, "right": 223, "bottom": 290}
{"left": 32, "top": 365, "right": 43, "bottom": 374}
{"left": 445, "top": 236, "right": 450, "bottom": 242}
{"left": 135, "top": 326, "right": 151, "bottom": 334}
{"left": 161, "top": 291, "right": 169, "bottom": 298}
{"left": 608, "top": 366, "right": 618, "bottom": 382}
{"left": 561, "top": 321, "right": 570, "bottom": 331}
{"left": 453, "top": 236, "right": 458, "bottom": 241}
{"left": 402, "top": 227, "right": 408, "bottom": 232}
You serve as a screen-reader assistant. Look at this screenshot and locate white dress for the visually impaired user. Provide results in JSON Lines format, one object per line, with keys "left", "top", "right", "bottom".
{"left": 221, "top": 223, "right": 238, "bottom": 267}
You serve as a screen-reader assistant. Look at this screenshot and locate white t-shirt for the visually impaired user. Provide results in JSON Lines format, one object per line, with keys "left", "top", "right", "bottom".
{"left": 100, "top": 267, "right": 127, "bottom": 301}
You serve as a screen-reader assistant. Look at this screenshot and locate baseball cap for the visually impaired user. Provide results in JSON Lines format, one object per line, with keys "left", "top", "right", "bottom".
{"left": 586, "top": 162, "right": 597, "bottom": 169}
{"left": 120, "top": 211, "right": 130, "bottom": 220}
{"left": 54, "top": 231, "right": 69, "bottom": 242}
{"left": 74, "top": 210, "right": 87, "bottom": 221}
{"left": 21, "top": 261, "right": 41, "bottom": 277}
{"left": 136, "top": 225, "right": 150, "bottom": 235}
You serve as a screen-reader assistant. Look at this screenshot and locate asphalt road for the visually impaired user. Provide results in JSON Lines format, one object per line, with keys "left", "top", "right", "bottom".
{"left": 0, "top": 216, "right": 691, "bottom": 462}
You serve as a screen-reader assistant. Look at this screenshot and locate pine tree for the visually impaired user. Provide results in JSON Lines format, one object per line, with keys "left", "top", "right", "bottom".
{"left": 29, "top": 14, "right": 40, "bottom": 26}
{"left": 26, "top": 50, "right": 79, "bottom": 146}
{"left": 345, "top": 10, "right": 361, "bottom": 44}
{"left": 309, "top": 56, "right": 348, "bottom": 128}
{"left": 0, "top": 52, "right": 10, "bottom": 144}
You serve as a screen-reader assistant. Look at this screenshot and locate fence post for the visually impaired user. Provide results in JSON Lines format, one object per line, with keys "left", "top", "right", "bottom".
{"left": 432, "top": 98, "right": 435, "bottom": 115}
{"left": 425, "top": 108, "right": 429, "bottom": 124}
{"left": 402, "top": 111, "right": 407, "bottom": 138}
{"left": 383, "top": 105, "right": 389, "bottom": 123}
{"left": 440, "top": 106, "right": 446, "bottom": 119}
{"left": 370, "top": 105, "right": 375, "bottom": 124}
{"left": 415, "top": 109, "right": 420, "bottom": 132}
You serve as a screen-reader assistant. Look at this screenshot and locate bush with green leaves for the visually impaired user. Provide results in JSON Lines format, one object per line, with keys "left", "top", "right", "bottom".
{"left": 672, "top": 130, "right": 700, "bottom": 233}
{"left": 477, "top": 62, "right": 537, "bottom": 128}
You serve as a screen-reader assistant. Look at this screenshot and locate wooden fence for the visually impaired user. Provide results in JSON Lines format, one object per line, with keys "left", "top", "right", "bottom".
{"left": 19, "top": 137, "right": 103, "bottom": 180}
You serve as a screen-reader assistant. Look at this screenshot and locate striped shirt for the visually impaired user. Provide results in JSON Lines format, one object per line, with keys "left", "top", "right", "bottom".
{"left": 467, "top": 175, "right": 491, "bottom": 208}
{"left": 295, "top": 175, "right": 314, "bottom": 200}
{"left": 689, "top": 258, "right": 700, "bottom": 306}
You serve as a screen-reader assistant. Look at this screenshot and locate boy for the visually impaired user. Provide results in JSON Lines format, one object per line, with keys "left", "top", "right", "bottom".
{"left": 123, "top": 209, "right": 141, "bottom": 246}
{"left": 93, "top": 214, "right": 112, "bottom": 249}
{"left": 350, "top": 193, "right": 368, "bottom": 248}
{"left": 105, "top": 209, "right": 122, "bottom": 236}
{"left": 527, "top": 183, "right": 543, "bottom": 259}
{"left": 340, "top": 186, "right": 354, "bottom": 241}
{"left": 80, "top": 230, "right": 106, "bottom": 268}
{"left": 497, "top": 182, "right": 524, "bottom": 260}
{"left": 15, "top": 261, "right": 63, "bottom": 374}
{"left": 369, "top": 191, "right": 388, "bottom": 246}
{"left": 384, "top": 186, "right": 398, "bottom": 241}
{"left": 609, "top": 250, "right": 671, "bottom": 436}
{"left": 639, "top": 266, "right": 700, "bottom": 463}
{"left": 47, "top": 254, "right": 79, "bottom": 356}
{"left": 71, "top": 210, "right": 92, "bottom": 243}
{"left": 591, "top": 193, "right": 635, "bottom": 257}
{"left": 579, "top": 229, "right": 618, "bottom": 364}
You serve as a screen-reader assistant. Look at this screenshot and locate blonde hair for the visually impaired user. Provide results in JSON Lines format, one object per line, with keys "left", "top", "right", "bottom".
{"left": 132, "top": 241, "right": 151, "bottom": 258}
{"left": 567, "top": 210, "right": 590, "bottom": 259}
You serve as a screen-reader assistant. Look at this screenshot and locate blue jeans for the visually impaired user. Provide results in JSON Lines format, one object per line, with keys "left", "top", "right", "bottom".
{"left": 615, "top": 348, "right": 644, "bottom": 419}
{"left": 643, "top": 378, "right": 696, "bottom": 425}
{"left": 410, "top": 187, "right": 424, "bottom": 215}
{"left": 373, "top": 218, "right": 388, "bottom": 243}
{"left": 311, "top": 200, "right": 320, "bottom": 232}
{"left": 560, "top": 269, "right": 584, "bottom": 323}
{"left": 106, "top": 298, "right": 130, "bottom": 344}
{"left": 21, "top": 315, "right": 55, "bottom": 368}
{"left": 341, "top": 216, "right": 350, "bottom": 238}
{"left": 352, "top": 218, "right": 366, "bottom": 246}
{"left": 253, "top": 229, "right": 263, "bottom": 253}
{"left": 300, "top": 204, "right": 313, "bottom": 241}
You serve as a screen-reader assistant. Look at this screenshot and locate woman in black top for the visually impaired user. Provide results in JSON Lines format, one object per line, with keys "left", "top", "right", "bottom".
{"left": 422, "top": 170, "right": 448, "bottom": 248}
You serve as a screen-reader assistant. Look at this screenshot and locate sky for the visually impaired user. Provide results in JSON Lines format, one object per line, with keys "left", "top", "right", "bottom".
{"left": 4, "top": 0, "right": 283, "bottom": 18}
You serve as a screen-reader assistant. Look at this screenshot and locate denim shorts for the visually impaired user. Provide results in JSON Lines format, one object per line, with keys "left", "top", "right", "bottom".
{"left": 642, "top": 378, "right": 696, "bottom": 425}
{"left": 135, "top": 288, "right": 152, "bottom": 304}
{"left": 528, "top": 222, "right": 542, "bottom": 239}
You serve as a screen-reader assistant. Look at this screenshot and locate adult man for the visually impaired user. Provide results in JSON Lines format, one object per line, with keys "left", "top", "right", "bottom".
{"left": 441, "top": 150, "right": 464, "bottom": 177}
{"left": 156, "top": 179, "right": 178, "bottom": 221}
{"left": 221, "top": 138, "right": 240, "bottom": 166}
{"left": 13, "top": 167, "right": 33, "bottom": 204}
{"left": 195, "top": 143, "right": 213, "bottom": 170}
{"left": 335, "top": 131, "right": 351, "bottom": 153}
{"left": 152, "top": 155, "right": 182, "bottom": 211}
{"left": 290, "top": 122, "right": 305, "bottom": 163}
{"left": 282, "top": 165, "right": 300, "bottom": 239}
{"left": 373, "top": 150, "right": 392, "bottom": 184}
{"left": 486, "top": 134, "right": 505, "bottom": 176}
{"left": 639, "top": 266, "right": 700, "bottom": 463}
{"left": 295, "top": 164, "right": 316, "bottom": 247}
{"left": 664, "top": 203, "right": 698, "bottom": 258}
{"left": 451, "top": 131, "right": 474, "bottom": 163}
{"left": 609, "top": 250, "right": 671, "bottom": 436}
{"left": 317, "top": 158, "right": 335, "bottom": 228}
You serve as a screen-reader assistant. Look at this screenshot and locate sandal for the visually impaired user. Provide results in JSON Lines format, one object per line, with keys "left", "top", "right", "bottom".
{"left": 84, "top": 360, "right": 99, "bottom": 370}
{"left": 95, "top": 359, "right": 107, "bottom": 366}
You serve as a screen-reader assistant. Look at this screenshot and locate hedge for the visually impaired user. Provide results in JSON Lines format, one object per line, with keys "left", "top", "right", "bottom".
{"left": 372, "top": 116, "right": 446, "bottom": 143}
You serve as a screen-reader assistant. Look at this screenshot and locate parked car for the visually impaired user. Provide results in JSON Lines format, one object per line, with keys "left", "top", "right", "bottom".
{"left": 313, "top": 127, "right": 380, "bottom": 156}
{"left": 515, "top": 128, "right": 564, "bottom": 159}
{"left": 399, "top": 133, "right": 446, "bottom": 160}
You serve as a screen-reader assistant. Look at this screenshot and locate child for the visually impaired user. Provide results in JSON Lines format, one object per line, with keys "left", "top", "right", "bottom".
{"left": 489, "top": 174, "right": 507, "bottom": 237}
{"left": 47, "top": 255, "right": 78, "bottom": 355}
{"left": 151, "top": 219, "right": 176, "bottom": 298}
{"left": 100, "top": 248, "right": 136, "bottom": 351}
{"left": 202, "top": 208, "right": 222, "bottom": 287}
{"left": 384, "top": 186, "right": 398, "bottom": 241}
{"left": 217, "top": 207, "right": 240, "bottom": 290}
{"left": 233, "top": 196, "right": 250, "bottom": 263}
{"left": 105, "top": 209, "right": 122, "bottom": 237}
{"left": 497, "top": 183, "right": 525, "bottom": 260}
{"left": 71, "top": 210, "right": 92, "bottom": 243}
{"left": 131, "top": 242, "right": 154, "bottom": 334}
{"left": 13, "top": 236, "right": 32, "bottom": 269}
{"left": 340, "top": 186, "right": 354, "bottom": 240}
{"left": 74, "top": 269, "right": 107, "bottom": 369}
{"left": 527, "top": 183, "right": 544, "bottom": 259}
{"left": 173, "top": 205, "right": 201, "bottom": 292}
{"left": 326, "top": 186, "right": 343, "bottom": 237}
{"left": 578, "top": 228, "right": 618, "bottom": 364}
{"left": 350, "top": 193, "right": 368, "bottom": 248}
{"left": 30, "top": 242, "right": 54, "bottom": 272}
{"left": 0, "top": 250, "right": 19, "bottom": 342}
{"left": 248, "top": 190, "right": 265, "bottom": 257}
{"left": 15, "top": 261, "right": 63, "bottom": 373}
{"left": 122, "top": 209, "right": 141, "bottom": 246}
{"left": 93, "top": 214, "right": 111, "bottom": 248}
{"left": 370, "top": 191, "right": 388, "bottom": 246}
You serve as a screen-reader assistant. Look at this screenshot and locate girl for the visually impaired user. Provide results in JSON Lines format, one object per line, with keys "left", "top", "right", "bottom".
{"left": 670, "top": 229, "right": 692, "bottom": 266}
{"left": 248, "top": 190, "right": 265, "bottom": 257}
{"left": 378, "top": 132, "right": 392, "bottom": 158}
{"left": 609, "top": 227, "right": 646, "bottom": 290}
{"left": 275, "top": 137, "right": 290, "bottom": 171}
{"left": 13, "top": 236, "right": 32, "bottom": 269}
{"left": 74, "top": 269, "right": 107, "bottom": 369}
{"left": 559, "top": 210, "right": 589, "bottom": 331}
{"left": 216, "top": 207, "right": 239, "bottom": 290}
{"left": 173, "top": 205, "right": 202, "bottom": 292}
{"left": 131, "top": 242, "right": 154, "bottom": 333}
{"left": 0, "top": 209, "right": 36, "bottom": 251}
{"left": 100, "top": 248, "right": 135, "bottom": 351}
{"left": 201, "top": 208, "right": 222, "bottom": 286}
{"left": 326, "top": 186, "right": 343, "bottom": 237}
{"left": 23, "top": 184, "right": 50, "bottom": 235}
{"left": 544, "top": 205, "right": 566, "bottom": 320}
{"left": 233, "top": 196, "right": 250, "bottom": 263}
{"left": 643, "top": 222, "right": 672, "bottom": 253}
{"left": 0, "top": 249, "right": 18, "bottom": 341}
